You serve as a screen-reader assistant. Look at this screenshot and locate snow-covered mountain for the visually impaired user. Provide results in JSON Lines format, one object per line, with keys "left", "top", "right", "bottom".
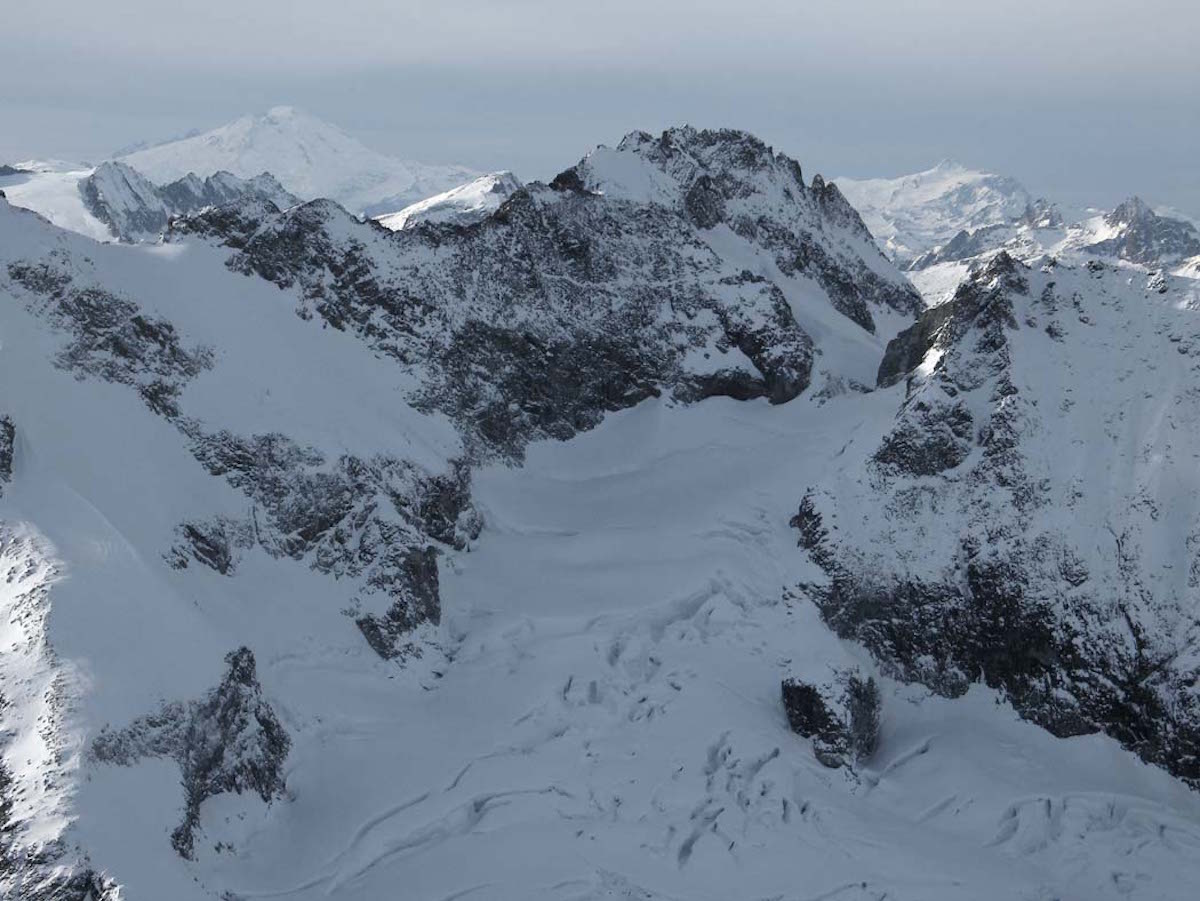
{"left": 374, "top": 171, "right": 522, "bottom": 231}
{"left": 4, "top": 126, "right": 1200, "bottom": 901}
{"left": 118, "top": 106, "right": 479, "bottom": 216}
{"left": 0, "top": 160, "right": 298, "bottom": 243}
{"left": 835, "top": 160, "right": 1060, "bottom": 265}
{"left": 79, "top": 161, "right": 297, "bottom": 242}
{"left": 836, "top": 160, "right": 1200, "bottom": 306}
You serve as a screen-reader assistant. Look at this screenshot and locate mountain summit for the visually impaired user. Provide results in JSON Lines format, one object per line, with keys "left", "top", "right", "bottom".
{"left": 834, "top": 161, "right": 1044, "bottom": 263}
{"left": 118, "top": 106, "right": 478, "bottom": 215}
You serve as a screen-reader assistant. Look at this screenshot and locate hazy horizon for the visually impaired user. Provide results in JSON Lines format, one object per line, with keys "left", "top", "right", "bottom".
{"left": 3, "top": 0, "right": 1197, "bottom": 216}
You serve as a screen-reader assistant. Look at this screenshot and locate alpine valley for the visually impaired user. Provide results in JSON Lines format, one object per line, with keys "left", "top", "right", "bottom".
{"left": 2, "top": 120, "right": 1200, "bottom": 901}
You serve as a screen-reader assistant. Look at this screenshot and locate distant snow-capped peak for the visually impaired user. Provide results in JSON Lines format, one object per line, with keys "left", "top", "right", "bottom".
{"left": 834, "top": 160, "right": 1046, "bottom": 263}
{"left": 374, "top": 171, "right": 522, "bottom": 231}
{"left": 117, "top": 106, "right": 479, "bottom": 215}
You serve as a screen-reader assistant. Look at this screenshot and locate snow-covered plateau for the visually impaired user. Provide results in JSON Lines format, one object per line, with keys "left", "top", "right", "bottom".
{"left": 2, "top": 126, "right": 1200, "bottom": 901}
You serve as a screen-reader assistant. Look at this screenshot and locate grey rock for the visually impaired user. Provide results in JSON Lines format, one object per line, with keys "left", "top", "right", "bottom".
{"left": 91, "top": 647, "right": 290, "bottom": 859}
{"left": 0, "top": 415, "right": 13, "bottom": 486}
{"left": 781, "top": 671, "right": 880, "bottom": 768}
{"left": 1087, "top": 196, "right": 1200, "bottom": 265}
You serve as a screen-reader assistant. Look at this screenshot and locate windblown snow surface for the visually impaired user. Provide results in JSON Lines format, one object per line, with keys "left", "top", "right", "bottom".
{"left": 2, "top": 130, "right": 1200, "bottom": 901}
{"left": 118, "top": 107, "right": 478, "bottom": 216}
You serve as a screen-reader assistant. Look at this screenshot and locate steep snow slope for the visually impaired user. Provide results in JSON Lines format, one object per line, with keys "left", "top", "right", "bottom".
{"left": 118, "top": 106, "right": 478, "bottom": 216}
{"left": 0, "top": 195, "right": 470, "bottom": 898}
{"left": 803, "top": 253, "right": 1200, "bottom": 787}
{"left": 374, "top": 171, "right": 522, "bottom": 230}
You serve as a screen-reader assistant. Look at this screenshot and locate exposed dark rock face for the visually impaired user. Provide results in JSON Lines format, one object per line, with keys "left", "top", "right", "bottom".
{"left": 781, "top": 671, "right": 880, "bottom": 768}
{"left": 796, "top": 255, "right": 1200, "bottom": 787}
{"left": 0, "top": 847, "right": 121, "bottom": 901}
{"left": 0, "top": 164, "right": 31, "bottom": 177}
{"left": 0, "top": 415, "right": 14, "bottom": 486}
{"left": 1021, "top": 198, "right": 1063, "bottom": 230}
{"left": 355, "top": 546, "right": 441, "bottom": 659}
{"left": 7, "top": 259, "right": 215, "bottom": 417}
{"left": 78, "top": 161, "right": 297, "bottom": 242}
{"left": 92, "top": 648, "right": 290, "bottom": 859}
{"left": 876, "top": 300, "right": 956, "bottom": 388}
{"left": 872, "top": 400, "right": 974, "bottom": 476}
{"left": 0, "top": 529, "right": 118, "bottom": 901}
{"left": 160, "top": 170, "right": 295, "bottom": 213}
{"left": 1088, "top": 197, "right": 1200, "bottom": 265}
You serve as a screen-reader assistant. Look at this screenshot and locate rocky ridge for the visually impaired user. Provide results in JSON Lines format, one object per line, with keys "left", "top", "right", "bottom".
{"left": 79, "top": 161, "right": 297, "bottom": 242}
{"left": 794, "top": 252, "right": 1200, "bottom": 786}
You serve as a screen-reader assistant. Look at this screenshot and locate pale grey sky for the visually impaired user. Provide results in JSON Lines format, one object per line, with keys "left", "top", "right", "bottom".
{"left": 2, "top": 0, "right": 1197, "bottom": 214}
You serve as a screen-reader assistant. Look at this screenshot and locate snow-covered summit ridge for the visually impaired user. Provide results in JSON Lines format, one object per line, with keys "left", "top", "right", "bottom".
{"left": 118, "top": 106, "right": 478, "bottom": 215}
{"left": 374, "top": 170, "right": 521, "bottom": 230}
{"left": 78, "top": 161, "right": 298, "bottom": 242}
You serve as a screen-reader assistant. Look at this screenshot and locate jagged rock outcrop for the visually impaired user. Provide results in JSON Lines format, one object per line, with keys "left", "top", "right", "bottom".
{"left": 1087, "top": 196, "right": 1200, "bottom": 265}
{"left": 0, "top": 528, "right": 113, "bottom": 901}
{"left": 375, "top": 171, "right": 522, "bottom": 230}
{"left": 7, "top": 253, "right": 481, "bottom": 658}
{"left": 170, "top": 428, "right": 482, "bottom": 659}
{"left": 567, "top": 128, "right": 922, "bottom": 332}
{"left": 0, "top": 415, "right": 13, "bottom": 486}
{"left": 781, "top": 671, "right": 880, "bottom": 768}
{"left": 171, "top": 127, "right": 918, "bottom": 458}
{"left": 795, "top": 253, "right": 1200, "bottom": 786}
{"left": 91, "top": 647, "right": 290, "bottom": 859}
{"left": 79, "top": 161, "right": 297, "bottom": 242}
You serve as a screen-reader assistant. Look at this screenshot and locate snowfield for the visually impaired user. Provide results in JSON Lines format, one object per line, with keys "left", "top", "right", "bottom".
{"left": 2, "top": 124, "right": 1200, "bottom": 901}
